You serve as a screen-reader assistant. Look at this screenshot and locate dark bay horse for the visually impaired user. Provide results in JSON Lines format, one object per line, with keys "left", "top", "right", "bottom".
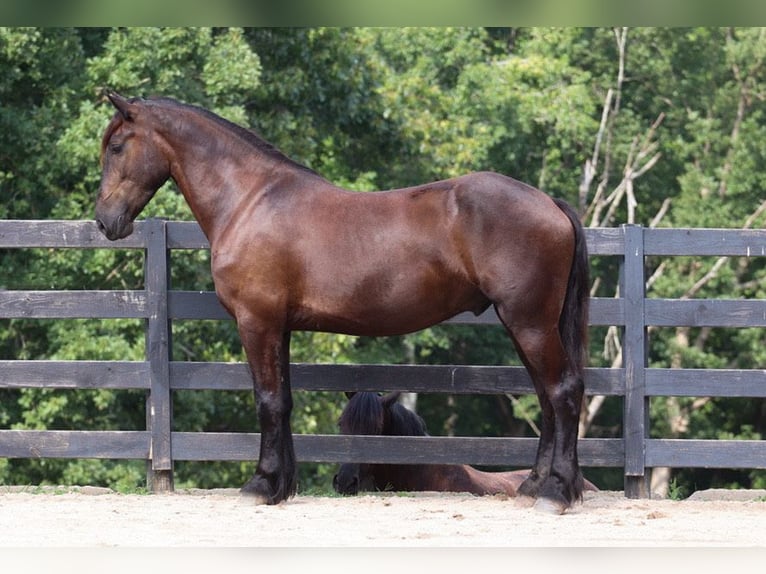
{"left": 95, "top": 92, "right": 590, "bottom": 514}
{"left": 333, "top": 392, "right": 599, "bottom": 497}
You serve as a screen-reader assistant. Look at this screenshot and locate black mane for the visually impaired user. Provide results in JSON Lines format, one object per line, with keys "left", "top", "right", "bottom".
{"left": 339, "top": 392, "right": 429, "bottom": 437}
{"left": 339, "top": 392, "right": 384, "bottom": 435}
{"left": 386, "top": 401, "right": 429, "bottom": 437}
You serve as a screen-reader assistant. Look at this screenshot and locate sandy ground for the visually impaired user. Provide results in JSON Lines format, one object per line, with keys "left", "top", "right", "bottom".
{"left": 1, "top": 487, "right": 765, "bottom": 548}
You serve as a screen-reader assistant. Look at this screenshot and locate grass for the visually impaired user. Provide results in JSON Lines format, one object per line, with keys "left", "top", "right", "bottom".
{"left": 667, "top": 478, "right": 688, "bottom": 501}
{"left": 298, "top": 484, "right": 344, "bottom": 497}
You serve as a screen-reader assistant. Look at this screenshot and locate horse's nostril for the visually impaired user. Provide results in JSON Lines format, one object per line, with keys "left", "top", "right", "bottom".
{"left": 332, "top": 473, "right": 359, "bottom": 495}
{"left": 348, "top": 477, "right": 359, "bottom": 495}
{"left": 96, "top": 219, "right": 106, "bottom": 234}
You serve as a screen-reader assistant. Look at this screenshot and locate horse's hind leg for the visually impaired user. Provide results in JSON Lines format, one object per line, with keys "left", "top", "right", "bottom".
{"left": 496, "top": 305, "right": 584, "bottom": 514}
{"left": 238, "top": 325, "right": 297, "bottom": 504}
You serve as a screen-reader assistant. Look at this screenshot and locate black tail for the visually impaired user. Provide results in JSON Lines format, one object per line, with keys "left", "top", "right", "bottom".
{"left": 553, "top": 198, "right": 590, "bottom": 376}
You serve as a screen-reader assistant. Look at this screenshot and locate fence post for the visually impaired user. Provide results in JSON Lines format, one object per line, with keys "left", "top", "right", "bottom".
{"left": 144, "top": 218, "right": 174, "bottom": 492}
{"left": 622, "top": 224, "right": 649, "bottom": 498}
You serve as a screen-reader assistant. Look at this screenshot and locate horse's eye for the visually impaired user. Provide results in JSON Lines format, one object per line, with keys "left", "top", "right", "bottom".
{"left": 109, "top": 143, "right": 123, "bottom": 154}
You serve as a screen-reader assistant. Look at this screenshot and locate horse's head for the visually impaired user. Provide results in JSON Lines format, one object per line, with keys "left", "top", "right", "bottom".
{"left": 333, "top": 391, "right": 400, "bottom": 495}
{"left": 95, "top": 92, "right": 171, "bottom": 240}
{"left": 333, "top": 391, "right": 433, "bottom": 495}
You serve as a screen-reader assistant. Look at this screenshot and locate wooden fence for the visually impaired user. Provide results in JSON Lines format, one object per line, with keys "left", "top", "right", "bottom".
{"left": 1, "top": 219, "right": 765, "bottom": 497}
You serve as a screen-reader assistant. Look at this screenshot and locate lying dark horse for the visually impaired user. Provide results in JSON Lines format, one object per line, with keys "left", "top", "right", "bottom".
{"left": 95, "top": 92, "right": 589, "bottom": 514}
{"left": 333, "top": 392, "right": 598, "bottom": 497}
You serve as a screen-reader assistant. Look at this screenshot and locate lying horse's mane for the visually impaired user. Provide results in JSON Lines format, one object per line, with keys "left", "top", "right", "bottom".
{"left": 387, "top": 399, "right": 429, "bottom": 437}
{"left": 340, "top": 392, "right": 428, "bottom": 437}
{"left": 338, "top": 392, "right": 384, "bottom": 435}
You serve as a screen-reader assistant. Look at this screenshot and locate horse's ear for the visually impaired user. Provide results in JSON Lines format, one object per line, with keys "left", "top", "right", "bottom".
{"left": 344, "top": 392, "right": 356, "bottom": 400}
{"left": 106, "top": 90, "right": 137, "bottom": 121}
{"left": 381, "top": 391, "right": 401, "bottom": 407}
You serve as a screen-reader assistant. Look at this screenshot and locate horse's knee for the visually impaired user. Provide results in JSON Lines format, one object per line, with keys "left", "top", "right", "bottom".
{"left": 547, "top": 370, "right": 584, "bottom": 414}
{"left": 257, "top": 390, "right": 293, "bottom": 423}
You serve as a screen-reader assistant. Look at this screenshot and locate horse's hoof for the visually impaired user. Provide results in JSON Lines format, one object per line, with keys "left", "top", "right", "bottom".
{"left": 533, "top": 497, "right": 568, "bottom": 515}
{"left": 239, "top": 489, "right": 271, "bottom": 505}
{"left": 514, "top": 494, "right": 536, "bottom": 508}
{"left": 240, "top": 475, "right": 279, "bottom": 505}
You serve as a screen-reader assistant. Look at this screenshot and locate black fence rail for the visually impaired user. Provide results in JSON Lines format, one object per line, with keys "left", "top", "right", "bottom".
{"left": 1, "top": 219, "right": 765, "bottom": 497}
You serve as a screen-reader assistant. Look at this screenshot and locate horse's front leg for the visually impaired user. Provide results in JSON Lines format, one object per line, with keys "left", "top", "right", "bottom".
{"left": 238, "top": 325, "right": 296, "bottom": 504}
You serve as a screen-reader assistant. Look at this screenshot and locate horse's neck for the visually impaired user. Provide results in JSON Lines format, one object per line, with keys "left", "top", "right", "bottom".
{"left": 159, "top": 112, "right": 301, "bottom": 245}
{"left": 377, "top": 463, "right": 470, "bottom": 492}
{"left": 374, "top": 464, "right": 432, "bottom": 491}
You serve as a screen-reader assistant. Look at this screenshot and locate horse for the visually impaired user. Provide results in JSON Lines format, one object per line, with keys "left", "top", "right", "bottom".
{"left": 333, "top": 392, "right": 598, "bottom": 497}
{"left": 95, "top": 92, "right": 590, "bottom": 514}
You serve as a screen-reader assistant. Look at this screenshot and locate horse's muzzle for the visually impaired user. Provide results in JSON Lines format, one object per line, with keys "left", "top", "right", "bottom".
{"left": 332, "top": 473, "right": 359, "bottom": 495}
{"left": 95, "top": 214, "right": 133, "bottom": 241}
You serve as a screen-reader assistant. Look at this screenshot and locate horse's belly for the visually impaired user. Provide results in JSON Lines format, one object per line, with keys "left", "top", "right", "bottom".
{"left": 293, "top": 305, "right": 476, "bottom": 337}
{"left": 291, "top": 272, "right": 490, "bottom": 337}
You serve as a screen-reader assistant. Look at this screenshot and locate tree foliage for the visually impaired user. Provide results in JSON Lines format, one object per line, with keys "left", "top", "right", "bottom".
{"left": 1, "top": 27, "right": 765, "bottom": 495}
